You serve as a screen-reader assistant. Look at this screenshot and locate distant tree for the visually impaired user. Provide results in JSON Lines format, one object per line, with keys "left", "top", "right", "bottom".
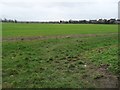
{"left": 4, "top": 18, "right": 8, "bottom": 22}
{"left": 14, "top": 20, "right": 17, "bottom": 23}
{"left": 60, "top": 20, "right": 63, "bottom": 23}
{"left": 69, "top": 19, "right": 73, "bottom": 23}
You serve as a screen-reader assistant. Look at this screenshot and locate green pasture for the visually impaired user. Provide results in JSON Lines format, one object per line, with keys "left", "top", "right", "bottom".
{"left": 2, "top": 23, "right": 118, "bottom": 37}
{"left": 2, "top": 23, "right": 118, "bottom": 88}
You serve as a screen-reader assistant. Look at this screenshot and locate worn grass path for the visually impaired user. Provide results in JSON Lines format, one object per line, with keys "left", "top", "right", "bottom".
{"left": 3, "top": 33, "right": 118, "bottom": 42}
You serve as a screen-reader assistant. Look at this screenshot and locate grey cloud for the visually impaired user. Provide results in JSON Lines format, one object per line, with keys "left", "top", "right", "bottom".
{"left": 1, "top": 0, "right": 119, "bottom": 21}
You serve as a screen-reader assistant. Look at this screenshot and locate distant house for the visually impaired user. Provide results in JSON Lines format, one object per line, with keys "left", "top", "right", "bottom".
{"left": 89, "top": 20, "right": 97, "bottom": 24}
{"left": 116, "top": 19, "right": 120, "bottom": 24}
{"left": 109, "top": 19, "right": 116, "bottom": 24}
{"left": 98, "top": 19, "right": 105, "bottom": 24}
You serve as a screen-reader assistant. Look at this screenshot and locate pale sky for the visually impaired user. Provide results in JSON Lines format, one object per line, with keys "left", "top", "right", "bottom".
{"left": 0, "top": 0, "right": 119, "bottom": 21}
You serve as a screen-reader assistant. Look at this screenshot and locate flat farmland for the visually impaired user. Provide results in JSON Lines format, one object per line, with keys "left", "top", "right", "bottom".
{"left": 3, "top": 23, "right": 118, "bottom": 37}
{"left": 2, "top": 23, "right": 119, "bottom": 88}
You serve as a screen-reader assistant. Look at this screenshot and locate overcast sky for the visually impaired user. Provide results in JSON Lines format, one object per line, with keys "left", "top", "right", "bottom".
{"left": 0, "top": 0, "right": 119, "bottom": 21}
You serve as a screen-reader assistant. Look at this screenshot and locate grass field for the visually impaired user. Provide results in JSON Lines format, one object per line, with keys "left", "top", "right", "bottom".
{"left": 3, "top": 23, "right": 118, "bottom": 37}
{"left": 2, "top": 23, "right": 118, "bottom": 88}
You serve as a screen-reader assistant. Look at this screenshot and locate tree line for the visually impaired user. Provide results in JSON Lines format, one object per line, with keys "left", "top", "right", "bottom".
{"left": 1, "top": 18, "right": 120, "bottom": 24}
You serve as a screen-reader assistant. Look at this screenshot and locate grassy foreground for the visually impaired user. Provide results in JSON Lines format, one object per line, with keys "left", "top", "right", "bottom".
{"left": 3, "top": 35, "right": 118, "bottom": 88}
{"left": 2, "top": 23, "right": 118, "bottom": 88}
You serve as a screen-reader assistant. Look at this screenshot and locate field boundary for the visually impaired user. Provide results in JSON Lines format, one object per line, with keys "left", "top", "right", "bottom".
{"left": 3, "top": 33, "right": 118, "bottom": 42}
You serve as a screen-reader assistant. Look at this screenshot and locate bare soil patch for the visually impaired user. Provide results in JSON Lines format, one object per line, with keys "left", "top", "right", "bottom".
{"left": 61, "top": 52, "right": 118, "bottom": 88}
